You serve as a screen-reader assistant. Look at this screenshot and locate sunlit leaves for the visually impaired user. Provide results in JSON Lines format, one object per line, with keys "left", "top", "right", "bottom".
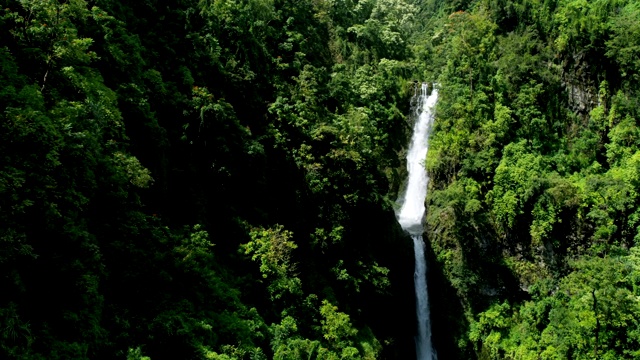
{"left": 473, "top": 252, "right": 640, "bottom": 359}
{"left": 488, "top": 141, "right": 546, "bottom": 230}
{"left": 606, "top": 115, "right": 640, "bottom": 165}
{"left": 320, "top": 300, "right": 358, "bottom": 348}
{"left": 242, "top": 226, "right": 302, "bottom": 300}
{"left": 347, "top": 0, "right": 417, "bottom": 60}
{"left": 606, "top": 2, "right": 640, "bottom": 80}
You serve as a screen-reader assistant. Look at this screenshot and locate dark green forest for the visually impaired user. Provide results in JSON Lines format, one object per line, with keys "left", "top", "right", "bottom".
{"left": 2, "top": 0, "right": 640, "bottom": 358}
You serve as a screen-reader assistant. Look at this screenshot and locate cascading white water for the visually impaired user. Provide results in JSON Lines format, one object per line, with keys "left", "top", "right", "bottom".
{"left": 397, "top": 83, "right": 438, "bottom": 360}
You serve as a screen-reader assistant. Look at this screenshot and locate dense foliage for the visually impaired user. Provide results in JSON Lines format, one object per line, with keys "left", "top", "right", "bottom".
{"left": 419, "top": 0, "right": 640, "bottom": 358}
{"left": 3, "top": 0, "right": 640, "bottom": 358}
{"left": 0, "top": 0, "right": 419, "bottom": 358}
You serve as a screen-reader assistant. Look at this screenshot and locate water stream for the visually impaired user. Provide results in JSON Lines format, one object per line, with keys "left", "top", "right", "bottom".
{"left": 397, "top": 83, "right": 438, "bottom": 360}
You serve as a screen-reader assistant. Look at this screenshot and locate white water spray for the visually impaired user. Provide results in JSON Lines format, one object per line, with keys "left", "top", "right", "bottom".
{"left": 397, "top": 83, "right": 438, "bottom": 360}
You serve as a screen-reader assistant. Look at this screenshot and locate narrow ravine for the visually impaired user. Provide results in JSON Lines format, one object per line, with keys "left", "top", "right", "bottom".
{"left": 397, "top": 83, "right": 438, "bottom": 360}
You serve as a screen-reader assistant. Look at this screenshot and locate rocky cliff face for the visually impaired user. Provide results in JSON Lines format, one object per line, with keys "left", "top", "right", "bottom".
{"left": 562, "top": 51, "right": 599, "bottom": 116}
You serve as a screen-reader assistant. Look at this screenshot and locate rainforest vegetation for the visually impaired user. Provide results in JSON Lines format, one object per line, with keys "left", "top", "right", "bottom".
{"left": 2, "top": 0, "right": 640, "bottom": 358}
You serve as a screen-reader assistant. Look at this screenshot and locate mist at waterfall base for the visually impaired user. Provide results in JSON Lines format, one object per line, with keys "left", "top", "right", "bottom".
{"left": 396, "top": 83, "right": 438, "bottom": 360}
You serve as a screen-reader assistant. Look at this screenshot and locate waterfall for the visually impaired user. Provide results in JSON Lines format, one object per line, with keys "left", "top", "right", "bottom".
{"left": 397, "top": 83, "right": 438, "bottom": 360}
